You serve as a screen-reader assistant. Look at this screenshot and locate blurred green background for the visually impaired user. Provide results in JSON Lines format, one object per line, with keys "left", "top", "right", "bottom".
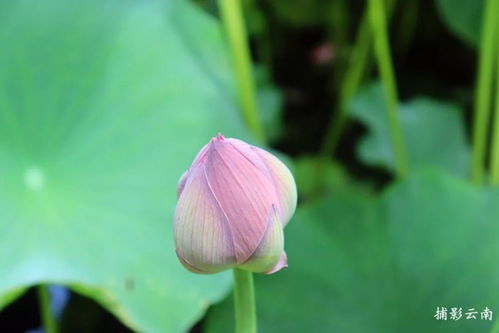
{"left": 1, "top": 0, "right": 498, "bottom": 332}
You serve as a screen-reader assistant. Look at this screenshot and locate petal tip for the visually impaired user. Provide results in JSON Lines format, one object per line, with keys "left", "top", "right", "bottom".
{"left": 212, "top": 133, "right": 225, "bottom": 142}
{"left": 264, "top": 252, "right": 288, "bottom": 274}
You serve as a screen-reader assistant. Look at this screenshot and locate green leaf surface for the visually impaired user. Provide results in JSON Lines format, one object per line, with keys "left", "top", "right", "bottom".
{"left": 0, "top": 287, "right": 27, "bottom": 310}
{"left": 293, "top": 156, "right": 372, "bottom": 202}
{"left": 255, "top": 66, "right": 284, "bottom": 142}
{"left": 436, "top": 0, "right": 483, "bottom": 46}
{"left": 205, "top": 169, "right": 499, "bottom": 332}
{"left": 350, "top": 82, "right": 470, "bottom": 177}
{"left": 0, "top": 0, "right": 251, "bottom": 331}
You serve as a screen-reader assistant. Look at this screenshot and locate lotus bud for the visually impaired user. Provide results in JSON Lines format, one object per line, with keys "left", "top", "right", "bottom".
{"left": 174, "top": 134, "right": 297, "bottom": 274}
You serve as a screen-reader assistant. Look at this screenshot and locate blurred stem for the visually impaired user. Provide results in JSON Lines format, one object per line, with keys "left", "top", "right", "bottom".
{"left": 394, "top": 0, "right": 419, "bottom": 58}
{"left": 37, "top": 285, "right": 58, "bottom": 333}
{"left": 489, "top": 26, "right": 499, "bottom": 184}
{"left": 219, "top": 0, "right": 266, "bottom": 143}
{"left": 321, "top": 0, "right": 396, "bottom": 157}
{"left": 472, "top": 0, "right": 499, "bottom": 185}
{"left": 328, "top": 0, "right": 350, "bottom": 88}
{"left": 233, "top": 269, "right": 256, "bottom": 333}
{"left": 368, "top": 0, "right": 408, "bottom": 178}
{"left": 246, "top": 0, "right": 273, "bottom": 73}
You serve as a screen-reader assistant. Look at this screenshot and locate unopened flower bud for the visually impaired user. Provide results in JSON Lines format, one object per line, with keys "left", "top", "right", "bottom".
{"left": 174, "top": 134, "right": 297, "bottom": 274}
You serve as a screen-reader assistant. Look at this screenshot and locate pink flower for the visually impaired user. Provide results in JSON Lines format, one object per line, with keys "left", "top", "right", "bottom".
{"left": 174, "top": 134, "right": 297, "bottom": 274}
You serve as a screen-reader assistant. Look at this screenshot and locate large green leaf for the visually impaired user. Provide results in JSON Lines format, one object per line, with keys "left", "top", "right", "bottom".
{"left": 435, "top": 0, "right": 483, "bottom": 46}
{"left": 350, "top": 82, "right": 470, "bottom": 177}
{"left": 293, "top": 156, "right": 373, "bottom": 202}
{"left": 205, "top": 169, "right": 499, "bottom": 332}
{"left": 0, "top": 0, "right": 252, "bottom": 331}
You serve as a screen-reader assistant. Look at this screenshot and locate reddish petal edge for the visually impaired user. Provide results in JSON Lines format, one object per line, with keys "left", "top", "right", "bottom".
{"left": 175, "top": 249, "right": 209, "bottom": 274}
{"left": 177, "top": 171, "right": 189, "bottom": 198}
{"left": 264, "top": 252, "right": 288, "bottom": 274}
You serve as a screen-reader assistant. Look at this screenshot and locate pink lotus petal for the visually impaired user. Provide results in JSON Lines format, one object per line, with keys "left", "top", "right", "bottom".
{"left": 252, "top": 147, "right": 297, "bottom": 227}
{"left": 203, "top": 138, "right": 280, "bottom": 263}
{"left": 264, "top": 252, "right": 288, "bottom": 274}
{"left": 176, "top": 249, "right": 208, "bottom": 274}
{"left": 174, "top": 163, "right": 236, "bottom": 273}
{"left": 177, "top": 170, "right": 189, "bottom": 198}
{"left": 239, "top": 205, "right": 284, "bottom": 273}
{"left": 173, "top": 134, "right": 297, "bottom": 275}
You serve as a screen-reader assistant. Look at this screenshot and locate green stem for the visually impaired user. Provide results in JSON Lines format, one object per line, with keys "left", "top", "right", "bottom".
{"left": 37, "top": 285, "right": 58, "bottom": 333}
{"left": 472, "top": 0, "right": 499, "bottom": 185}
{"left": 219, "top": 0, "right": 265, "bottom": 143}
{"left": 328, "top": 0, "right": 350, "bottom": 88}
{"left": 368, "top": 0, "right": 408, "bottom": 178}
{"left": 321, "top": 0, "right": 396, "bottom": 157}
{"left": 233, "top": 269, "right": 256, "bottom": 333}
{"left": 321, "top": 10, "right": 371, "bottom": 156}
{"left": 246, "top": 0, "right": 273, "bottom": 72}
{"left": 394, "top": 0, "right": 419, "bottom": 57}
{"left": 489, "top": 26, "right": 499, "bottom": 184}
